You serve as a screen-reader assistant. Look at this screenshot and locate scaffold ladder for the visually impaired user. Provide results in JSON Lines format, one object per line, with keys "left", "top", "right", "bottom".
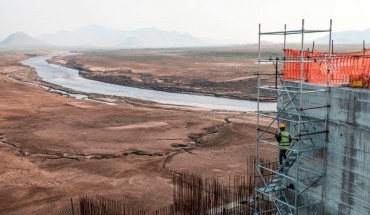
{"left": 254, "top": 19, "right": 332, "bottom": 215}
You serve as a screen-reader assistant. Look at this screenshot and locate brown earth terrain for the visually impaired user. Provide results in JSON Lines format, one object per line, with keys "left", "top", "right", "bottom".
{"left": 49, "top": 47, "right": 278, "bottom": 101}
{"left": 49, "top": 44, "right": 365, "bottom": 101}
{"left": 0, "top": 50, "right": 276, "bottom": 214}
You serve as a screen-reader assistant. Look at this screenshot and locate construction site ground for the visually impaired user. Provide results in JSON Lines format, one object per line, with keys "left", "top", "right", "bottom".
{"left": 0, "top": 50, "right": 275, "bottom": 214}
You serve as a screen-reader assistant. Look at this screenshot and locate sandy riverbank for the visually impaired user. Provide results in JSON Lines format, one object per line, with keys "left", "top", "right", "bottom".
{"left": 49, "top": 47, "right": 277, "bottom": 101}
{"left": 0, "top": 51, "right": 275, "bottom": 214}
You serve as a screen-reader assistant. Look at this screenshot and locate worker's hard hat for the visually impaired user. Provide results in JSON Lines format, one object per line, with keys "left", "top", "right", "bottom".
{"left": 279, "top": 123, "right": 286, "bottom": 128}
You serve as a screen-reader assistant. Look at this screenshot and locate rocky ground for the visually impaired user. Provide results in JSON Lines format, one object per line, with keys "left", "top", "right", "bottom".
{"left": 0, "top": 50, "right": 276, "bottom": 214}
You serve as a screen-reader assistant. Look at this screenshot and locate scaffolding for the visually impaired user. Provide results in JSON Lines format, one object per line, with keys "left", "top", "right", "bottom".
{"left": 254, "top": 19, "right": 332, "bottom": 215}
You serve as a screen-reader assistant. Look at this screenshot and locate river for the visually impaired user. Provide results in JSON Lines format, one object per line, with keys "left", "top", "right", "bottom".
{"left": 21, "top": 56, "right": 276, "bottom": 112}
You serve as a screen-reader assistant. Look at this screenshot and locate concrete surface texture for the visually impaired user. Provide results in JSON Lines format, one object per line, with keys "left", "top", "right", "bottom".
{"left": 279, "top": 82, "right": 370, "bottom": 215}
{"left": 325, "top": 87, "right": 370, "bottom": 215}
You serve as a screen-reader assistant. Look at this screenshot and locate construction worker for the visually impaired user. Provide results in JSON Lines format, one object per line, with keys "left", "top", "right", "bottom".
{"left": 275, "top": 123, "right": 292, "bottom": 166}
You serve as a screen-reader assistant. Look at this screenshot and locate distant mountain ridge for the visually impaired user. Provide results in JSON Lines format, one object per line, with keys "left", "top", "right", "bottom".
{"left": 38, "top": 25, "right": 209, "bottom": 48}
{"left": 316, "top": 28, "right": 370, "bottom": 44}
{"left": 0, "top": 32, "right": 47, "bottom": 48}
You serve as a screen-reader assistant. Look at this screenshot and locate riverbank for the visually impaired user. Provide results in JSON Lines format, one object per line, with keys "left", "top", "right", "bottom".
{"left": 24, "top": 56, "right": 276, "bottom": 112}
{"left": 48, "top": 48, "right": 277, "bottom": 101}
{"left": 0, "top": 52, "right": 275, "bottom": 214}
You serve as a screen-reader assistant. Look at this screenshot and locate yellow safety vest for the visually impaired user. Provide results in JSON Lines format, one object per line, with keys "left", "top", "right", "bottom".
{"left": 279, "top": 131, "right": 290, "bottom": 150}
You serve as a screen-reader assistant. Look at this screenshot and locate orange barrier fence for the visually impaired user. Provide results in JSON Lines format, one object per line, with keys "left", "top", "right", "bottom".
{"left": 283, "top": 49, "right": 370, "bottom": 88}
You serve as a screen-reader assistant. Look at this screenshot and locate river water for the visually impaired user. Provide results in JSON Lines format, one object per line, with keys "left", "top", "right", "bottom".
{"left": 21, "top": 56, "right": 276, "bottom": 112}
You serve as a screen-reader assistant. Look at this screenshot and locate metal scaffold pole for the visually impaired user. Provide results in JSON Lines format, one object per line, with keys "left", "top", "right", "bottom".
{"left": 254, "top": 19, "right": 332, "bottom": 215}
{"left": 253, "top": 23, "right": 262, "bottom": 214}
{"left": 321, "top": 18, "right": 332, "bottom": 211}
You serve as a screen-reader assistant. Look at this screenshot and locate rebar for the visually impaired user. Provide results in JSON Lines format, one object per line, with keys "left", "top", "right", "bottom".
{"left": 57, "top": 156, "right": 276, "bottom": 215}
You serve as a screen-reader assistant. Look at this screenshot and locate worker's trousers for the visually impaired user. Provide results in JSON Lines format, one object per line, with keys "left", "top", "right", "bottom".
{"left": 279, "top": 149, "right": 287, "bottom": 165}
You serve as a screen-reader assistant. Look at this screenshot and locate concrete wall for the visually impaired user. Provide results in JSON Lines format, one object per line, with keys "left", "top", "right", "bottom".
{"left": 279, "top": 83, "right": 370, "bottom": 215}
{"left": 324, "top": 87, "right": 370, "bottom": 215}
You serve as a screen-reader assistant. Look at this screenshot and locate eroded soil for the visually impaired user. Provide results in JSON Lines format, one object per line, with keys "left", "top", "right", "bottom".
{"left": 0, "top": 51, "right": 275, "bottom": 214}
{"left": 50, "top": 47, "right": 277, "bottom": 101}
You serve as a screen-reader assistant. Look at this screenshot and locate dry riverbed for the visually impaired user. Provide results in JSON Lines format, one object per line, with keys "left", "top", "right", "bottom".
{"left": 0, "top": 50, "right": 275, "bottom": 214}
{"left": 49, "top": 47, "right": 277, "bottom": 101}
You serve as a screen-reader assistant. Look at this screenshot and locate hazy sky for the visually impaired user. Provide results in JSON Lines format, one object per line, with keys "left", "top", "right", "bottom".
{"left": 1, "top": 0, "right": 369, "bottom": 43}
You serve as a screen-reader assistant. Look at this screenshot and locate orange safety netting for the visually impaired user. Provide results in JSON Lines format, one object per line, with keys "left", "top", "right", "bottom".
{"left": 283, "top": 48, "right": 370, "bottom": 87}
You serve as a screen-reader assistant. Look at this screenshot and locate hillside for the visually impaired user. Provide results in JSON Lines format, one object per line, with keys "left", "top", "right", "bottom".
{"left": 39, "top": 25, "right": 208, "bottom": 48}
{"left": 315, "top": 28, "right": 370, "bottom": 44}
{"left": 0, "top": 32, "right": 47, "bottom": 48}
